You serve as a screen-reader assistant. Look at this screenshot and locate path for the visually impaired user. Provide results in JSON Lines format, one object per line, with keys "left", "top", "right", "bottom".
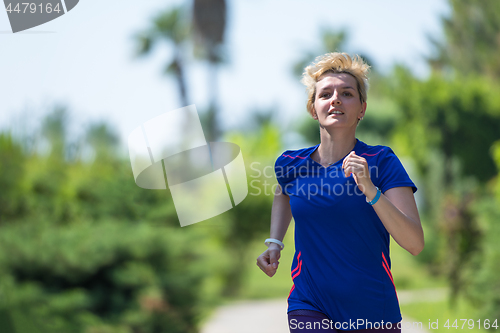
{"left": 201, "top": 288, "right": 447, "bottom": 333}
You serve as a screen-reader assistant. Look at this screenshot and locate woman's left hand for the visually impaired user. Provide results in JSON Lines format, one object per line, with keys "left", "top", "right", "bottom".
{"left": 342, "top": 151, "right": 376, "bottom": 197}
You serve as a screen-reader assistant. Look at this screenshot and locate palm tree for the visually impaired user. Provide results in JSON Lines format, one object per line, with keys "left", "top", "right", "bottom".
{"left": 192, "top": 0, "right": 227, "bottom": 141}
{"left": 135, "top": 6, "right": 190, "bottom": 107}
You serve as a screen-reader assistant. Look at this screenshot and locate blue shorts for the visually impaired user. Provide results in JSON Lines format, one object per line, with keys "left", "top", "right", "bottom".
{"left": 288, "top": 310, "right": 402, "bottom": 333}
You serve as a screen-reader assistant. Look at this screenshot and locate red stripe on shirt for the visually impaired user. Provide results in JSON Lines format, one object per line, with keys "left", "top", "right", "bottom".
{"left": 282, "top": 154, "right": 307, "bottom": 159}
{"left": 381, "top": 252, "right": 393, "bottom": 280}
{"left": 360, "top": 149, "right": 384, "bottom": 157}
{"left": 382, "top": 252, "right": 399, "bottom": 302}
{"left": 288, "top": 251, "right": 303, "bottom": 301}
{"left": 290, "top": 251, "right": 302, "bottom": 276}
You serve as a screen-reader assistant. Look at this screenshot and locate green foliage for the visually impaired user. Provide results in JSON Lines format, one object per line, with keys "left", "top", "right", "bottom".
{"left": 390, "top": 67, "right": 500, "bottom": 183}
{"left": 0, "top": 101, "right": 288, "bottom": 331}
{"left": 386, "top": 62, "right": 500, "bottom": 315}
{"left": 493, "top": 140, "right": 500, "bottom": 200}
{"left": 85, "top": 122, "right": 120, "bottom": 161}
{"left": 461, "top": 143, "right": 500, "bottom": 320}
{"left": 466, "top": 198, "right": 500, "bottom": 320}
{"left": 387, "top": 67, "right": 500, "bottom": 305}
{"left": 421, "top": 8, "right": 500, "bottom": 315}
{"left": 0, "top": 133, "right": 25, "bottom": 222}
{"left": 136, "top": 6, "right": 189, "bottom": 53}
{"left": 41, "top": 106, "right": 68, "bottom": 158}
{"left": 429, "top": 0, "right": 500, "bottom": 78}
{"left": 0, "top": 220, "right": 214, "bottom": 333}
{"left": 0, "top": 109, "right": 230, "bottom": 332}
{"left": 203, "top": 123, "right": 281, "bottom": 297}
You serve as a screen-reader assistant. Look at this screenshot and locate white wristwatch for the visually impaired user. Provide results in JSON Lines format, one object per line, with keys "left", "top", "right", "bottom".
{"left": 265, "top": 238, "right": 284, "bottom": 250}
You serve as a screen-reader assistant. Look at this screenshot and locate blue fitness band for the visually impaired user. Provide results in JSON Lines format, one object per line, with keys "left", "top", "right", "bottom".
{"left": 366, "top": 187, "right": 381, "bottom": 206}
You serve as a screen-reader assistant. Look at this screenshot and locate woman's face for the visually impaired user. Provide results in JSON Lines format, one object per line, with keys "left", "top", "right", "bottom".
{"left": 312, "top": 73, "right": 366, "bottom": 130}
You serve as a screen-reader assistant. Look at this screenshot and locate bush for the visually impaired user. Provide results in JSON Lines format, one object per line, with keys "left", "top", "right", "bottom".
{"left": 0, "top": 219, "right": 217, "bottom": 333}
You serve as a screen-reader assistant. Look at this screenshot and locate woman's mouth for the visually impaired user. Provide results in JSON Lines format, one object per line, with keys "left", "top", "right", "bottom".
{"left": 328, "top": 110, "right": 344, "bottom": 116}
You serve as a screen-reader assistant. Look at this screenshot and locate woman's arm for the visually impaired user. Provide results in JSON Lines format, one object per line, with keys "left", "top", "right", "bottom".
{"left": 365, "top": 185, "right": 424, "bottom": 255}
{"left": 343, "top": 152, "right": 424, "bottom": 256}
{"left": 256, "top": 185, "right": 293, "bottom": 277}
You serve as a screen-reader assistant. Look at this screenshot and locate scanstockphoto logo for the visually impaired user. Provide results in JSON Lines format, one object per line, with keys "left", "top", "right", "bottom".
{"left": 3, "top": 0, "right": 79, "bottom": 33}
{"left": 128, "top": 105, "right": 248, "bottom": 227}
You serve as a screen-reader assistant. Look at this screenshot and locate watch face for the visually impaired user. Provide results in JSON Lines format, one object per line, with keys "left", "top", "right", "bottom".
{"left": 4, "top": 0, "right": 79, "bottom": 33}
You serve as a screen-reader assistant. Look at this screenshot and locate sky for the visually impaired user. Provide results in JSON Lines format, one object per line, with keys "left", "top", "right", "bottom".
{"left": 0, "top": 0, "right": 450, "bottom": 152}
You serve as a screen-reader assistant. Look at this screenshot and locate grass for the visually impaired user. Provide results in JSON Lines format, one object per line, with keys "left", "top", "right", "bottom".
{"left": 400, "top": 297, "right": 491, "bottom": 333}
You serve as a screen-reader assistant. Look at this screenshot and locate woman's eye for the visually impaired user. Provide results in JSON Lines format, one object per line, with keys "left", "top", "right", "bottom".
{"left": 321, "top": 93, "right": 331, "bottom": 98}
{"left": 343, "top": 92, "right": 352, "bottom": 96}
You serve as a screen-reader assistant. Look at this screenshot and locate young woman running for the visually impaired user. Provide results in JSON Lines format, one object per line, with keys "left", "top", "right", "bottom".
{"left": 256, "top": 52, "right": 424, "bottom": 333}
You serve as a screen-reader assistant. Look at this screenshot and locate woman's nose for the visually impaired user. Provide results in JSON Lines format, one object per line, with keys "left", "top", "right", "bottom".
{"left": 330, "top": 92, "right": 341, "bottom": 105}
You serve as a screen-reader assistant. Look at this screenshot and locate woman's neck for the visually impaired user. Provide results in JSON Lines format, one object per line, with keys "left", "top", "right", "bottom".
{"left": 316, "top": 128, "right": 357, "bottom": 165}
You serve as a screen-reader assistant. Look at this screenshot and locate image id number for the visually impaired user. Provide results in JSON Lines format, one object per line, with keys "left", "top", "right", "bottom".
{"left": 5, "top": 3, "right": 62, "bottom": 14}
{"left": 444, "top": 319, "right": 498, "bottom": 330}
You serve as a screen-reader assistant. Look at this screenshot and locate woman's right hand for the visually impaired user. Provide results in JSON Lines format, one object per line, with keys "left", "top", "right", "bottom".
{"left": 256, "top": 244, "right": 281, "bottom": 277}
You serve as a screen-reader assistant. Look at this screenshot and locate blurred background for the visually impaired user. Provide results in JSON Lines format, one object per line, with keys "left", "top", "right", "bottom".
{"left": 1, "top": 0, "right": 500, "bottom": 332}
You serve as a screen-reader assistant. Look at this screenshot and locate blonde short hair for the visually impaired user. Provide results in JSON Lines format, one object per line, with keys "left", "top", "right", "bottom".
{"left": 301, "top": 52, "right": 370, "bottom": 117}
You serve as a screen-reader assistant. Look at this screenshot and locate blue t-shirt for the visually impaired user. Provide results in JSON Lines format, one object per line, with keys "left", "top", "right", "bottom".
{"left": 275, "top": 139, "right": 417, "bottom": 330}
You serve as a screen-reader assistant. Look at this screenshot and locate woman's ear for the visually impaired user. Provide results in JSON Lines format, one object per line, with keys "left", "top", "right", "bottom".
{"left": 312, "top": 107, "right": 318, "bottom": 120}
{"left": 359, "top": 101, "right": 367, "bottom": 119}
